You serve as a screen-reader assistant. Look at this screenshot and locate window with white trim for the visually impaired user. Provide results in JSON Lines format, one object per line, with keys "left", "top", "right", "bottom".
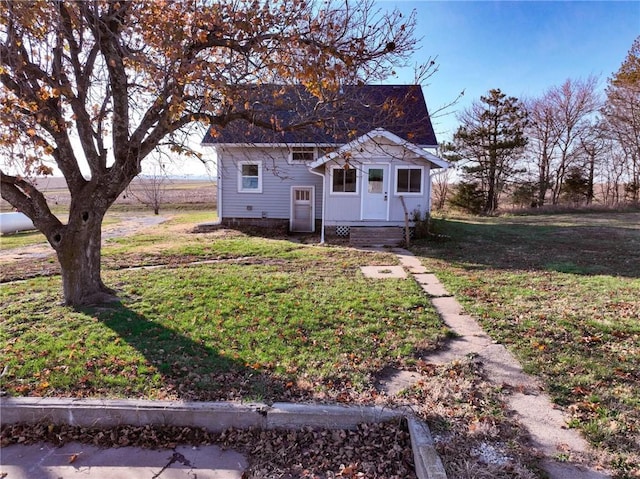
{"left": 331, "top": 166, "right": 357, "bottom": 194}
{"left": 290, "top": 147, "right": 316, "bottom": 162}
{"left": 238, "top": 161, "right": 262, "bottom": 193}
{"left": 395, "top": 166, "right": 423, "bottom": 194}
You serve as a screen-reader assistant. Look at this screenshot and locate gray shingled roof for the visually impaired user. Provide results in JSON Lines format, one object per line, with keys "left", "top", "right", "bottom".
{"left": 201, "top": 84, "right": 438, "bottom": 147}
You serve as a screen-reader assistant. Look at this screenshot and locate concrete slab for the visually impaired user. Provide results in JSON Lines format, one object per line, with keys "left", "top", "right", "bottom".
{"left": 438, "top": 313, "right": 489, "bottom": 338}
{"left": 377, "top": 369, "right": 424, "bottom": 396}
{"left": 540, "top": 459, "right": 611, "bottom": 479}
{"left": 360, "top": 265, "right": 407, "bottom": 279}
{"left": 509, "top": 393, "right": 591, "bottom": 456}
{"left": 423, "top": 337, "right": 490, "bottom": 364}
{"left": 419, "top": 282, "right": 451, "bottom": 297}
{"left": 0, "top": 442, "right": 247, "bottom": 479}
{"left": 413, "top": 273, "right": 441, "bottom": 285}
{"left": 477, "top": 344, "right": 538, "bottom": 390}
{"left": 394, "top": 252, "right": 430, "bottom": 274}
{"left": 430, "top": 296, "right": 464, "bottom": 316}
{"left": 0, "top": 399, "right": 442, "bottom": 479}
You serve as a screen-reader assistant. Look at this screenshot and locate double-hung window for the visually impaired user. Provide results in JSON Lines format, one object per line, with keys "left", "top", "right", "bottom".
{"left": 395, "top": 166, "right": 423, "bottom": 195}
{"left": 238, "top": 161, "right": 262, "bottom": 193}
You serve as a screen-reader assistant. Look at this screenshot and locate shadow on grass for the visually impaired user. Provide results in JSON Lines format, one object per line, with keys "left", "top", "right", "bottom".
{"left": 416, "top": 214, "right": 640, "bottom": 278}
{"left": 91, "top": 303, "right": 311, "bottom": 403}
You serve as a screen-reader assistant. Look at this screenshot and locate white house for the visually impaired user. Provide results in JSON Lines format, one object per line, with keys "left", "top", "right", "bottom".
{"left": 201, "top": 84, "right": 448, "bottom": 245}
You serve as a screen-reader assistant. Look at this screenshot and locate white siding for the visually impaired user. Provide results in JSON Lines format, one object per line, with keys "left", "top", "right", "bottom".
{"left": 217, "top": 146, "right": 323, "bottom": 221}
{"left": 320, "top": 137, "right": 433, "bottom": 225}
{"left": 212, "top": 134, "right": 438, "bottom": 227}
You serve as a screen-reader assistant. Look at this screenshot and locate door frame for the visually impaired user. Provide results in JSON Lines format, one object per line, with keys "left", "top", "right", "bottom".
{"left": 290, "top": 185, "right": 315, "bottom": 232}
{"left": 361, "top": 163, "right": 389, "bottom": 220}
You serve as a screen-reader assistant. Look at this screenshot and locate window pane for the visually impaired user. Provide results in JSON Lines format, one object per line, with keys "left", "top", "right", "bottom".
{"left": 242, "top": 164, "right": 259, "bottom": 176}
{"left": 397, "top": 169, "right": 409, "bottom": 192}
{"left": 344, "top": 169, "right": 356, "bottom": 192}
{"left": 332, "top": 169, "right": 345, "bottom": 192}
{"left": 242, "top": 177, "right": 258, "bottom": 189}
{"left": 368, "top": 168, "right": 383, "bottom": 193}
{"left": 409, "top": 169, "right": 422, "bottom": 192}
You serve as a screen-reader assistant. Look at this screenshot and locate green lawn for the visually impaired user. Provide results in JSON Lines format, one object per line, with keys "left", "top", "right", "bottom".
{"left": 1, "top": 234, "right": 448, "bottom": 403}
{"left": 412, "top": 212, "right": 640, "bottom": 476}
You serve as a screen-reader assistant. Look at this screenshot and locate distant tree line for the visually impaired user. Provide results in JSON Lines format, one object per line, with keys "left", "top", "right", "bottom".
{"left": 441, "top": 36, "right": 640, "bottom": 214}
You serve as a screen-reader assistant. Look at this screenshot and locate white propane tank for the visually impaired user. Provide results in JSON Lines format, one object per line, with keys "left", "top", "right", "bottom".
{"left": 0, "top": 212, "right": 36, "bottom": 235}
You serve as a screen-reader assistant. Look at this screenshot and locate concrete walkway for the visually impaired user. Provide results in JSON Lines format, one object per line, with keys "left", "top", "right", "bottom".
{"left": 385, "top": 248, "right": 610, "bottom": 479}
{"left": 1, "top": 442, "right": 247, "bottom": 479}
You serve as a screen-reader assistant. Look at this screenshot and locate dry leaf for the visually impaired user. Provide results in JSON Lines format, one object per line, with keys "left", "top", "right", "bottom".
{"left": 68, "top": 453, "right": 80, "bottom": 464}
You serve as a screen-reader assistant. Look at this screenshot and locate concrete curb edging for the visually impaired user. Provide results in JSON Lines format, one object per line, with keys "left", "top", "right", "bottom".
{"left": 0, "top": 397, "right": 448, "bottom": 479}
{"left": 408, "top": 417, "right": 448, "bottom": 479}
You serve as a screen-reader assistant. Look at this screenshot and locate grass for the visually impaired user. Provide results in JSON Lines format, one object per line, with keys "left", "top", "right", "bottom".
{"left": 0, "top": 229, "right": 47, "bottom": 249}
{"left": 1, "top": 233, "right": 448, "bottom": 403}
{"left": 413, "top": 211, "right": 640, "bottom": 476}
{"left": 3, "top": 207, "right": 639, "bottom": 477}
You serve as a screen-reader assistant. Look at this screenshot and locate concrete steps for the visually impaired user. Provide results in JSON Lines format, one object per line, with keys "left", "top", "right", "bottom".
{"left": 349, "top": 227, "right": 406, "bottom": 247}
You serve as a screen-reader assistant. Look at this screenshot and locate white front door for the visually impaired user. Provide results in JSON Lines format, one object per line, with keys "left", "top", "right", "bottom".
{"left": 291, "top": 186, "right": 314, "bottom": 232}
{"left": 362, "top": 164, "right": 388, "bottom": 220}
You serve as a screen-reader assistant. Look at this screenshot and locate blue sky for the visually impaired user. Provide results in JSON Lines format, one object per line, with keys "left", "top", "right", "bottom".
{"left": 379, "top": 0, "right": 640, "bottom": 142}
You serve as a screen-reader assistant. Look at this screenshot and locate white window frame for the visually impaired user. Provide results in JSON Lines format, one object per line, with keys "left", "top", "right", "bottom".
{"left": 329, "top": 165, "right": 359, "bottom": 195}
{"left": 289, "top": 146, "right": 316, "bottom": 163}
{"left": 237, "top": 160, "right": 263, "bottom": 193}
{"left": 394, "top": 165, "right": 424, "bottom": 196}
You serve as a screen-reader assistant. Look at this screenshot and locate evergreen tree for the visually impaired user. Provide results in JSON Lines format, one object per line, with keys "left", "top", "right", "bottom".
{"left": 453, "top": 89, "right": 528, "bottom": 214}
{"left": 562, "top": 167, "right": 590, "bottom": 206}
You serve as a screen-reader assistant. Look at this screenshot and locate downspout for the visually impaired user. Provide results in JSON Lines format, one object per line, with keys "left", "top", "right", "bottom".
{"left": 309, "top": 167, "right": 326, "bottom": 244}
{"left": 216, "top": 147, "right": 223, "bottom": 224}
{"left": 428, "top": 166, "right": 435, "bottom": 214}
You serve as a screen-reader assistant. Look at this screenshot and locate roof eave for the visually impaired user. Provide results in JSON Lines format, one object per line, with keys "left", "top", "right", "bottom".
{"left": 309, "top": 129, "right": 445, "bottom": 168}
{"left": 201, "top": 141, "right": 341, "bottom": 148}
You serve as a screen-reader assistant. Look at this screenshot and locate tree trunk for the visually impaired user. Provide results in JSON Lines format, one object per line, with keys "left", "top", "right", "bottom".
{"left": 52, "top": 207, "right": 117, "bottom": 307}
{"left": 485, "top": 159, "right": 498, "bottom": 214}
{"left": 537, "top": 153, "right": 550, "bottom": 207}
{"left": 586, "top": 156, "right": 595, "bottom": 205}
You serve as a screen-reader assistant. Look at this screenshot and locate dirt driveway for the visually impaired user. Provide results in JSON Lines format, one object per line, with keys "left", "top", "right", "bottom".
{"left": 0, "top": 214, "right": 168, "bottom": 277}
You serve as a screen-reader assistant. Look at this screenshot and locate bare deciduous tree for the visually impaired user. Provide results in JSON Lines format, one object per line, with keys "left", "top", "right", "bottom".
{"left": 602, "top": 36, "right": 640, "bottom": 203}
{"left": 126, "top": 157, "right": 168, "bottom": 215}
{"left": 524, "top": 96, "right": 561, "bottom": 206}
{"left": 525, "top": 77, "right": 601, "bottom": 206}
{"left": 545, "top": 77, "right": 601, "bottom": 205}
